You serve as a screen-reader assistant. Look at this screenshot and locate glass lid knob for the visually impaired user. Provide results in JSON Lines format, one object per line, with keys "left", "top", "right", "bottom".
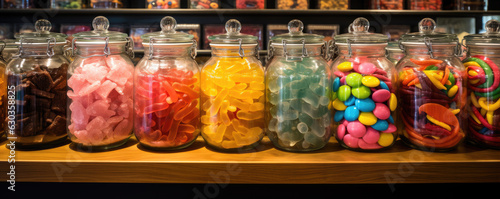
{"left": 35, "top": 19, "right": 52, "bottom": 34}
{"left": 288, "top": 19, "right": 304, "bottom": 35}
{"left": 348, "top": 23, "right": 353, "bottom": 33}
{"left": 225, "top": 19, "right": 241, "bottom": 35}
{"left": 161, "top": 16, "right": 177, "bottom": 33}
{"left": 352, "top": 17, "right": 369, "bottom": 33}
{"left": 418, "top": 18, "right": 436, "bottom": 34}
{"left": 485, "top": 19, "right": 500, "bottom": 34}
{"left": 92, "top": 16, "right": 110, "bottom": 32}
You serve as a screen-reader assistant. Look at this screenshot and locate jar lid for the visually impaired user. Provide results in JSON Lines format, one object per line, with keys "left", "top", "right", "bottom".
{"left": 141, "top": 16, "right": 194, "bottom": 45}
{"left": 464, "top": 19, "right": 500, "bottom": 45}
{"left": 72, "top": 16, "right": 128, "bottom": 43}
{"left": 334, "top": 17, "right": 388, "bottom": 44}
{"left": 271, "top": 19, "right": 324, "bottom": 45}
{"left": 400, "top": 18, "right": 458, "bottom": 44}
{"left": 14, "top": 19, "right": 67, "bottom": 44}
{"left": 208, "top": 19, "right": 258, "bottom": 46}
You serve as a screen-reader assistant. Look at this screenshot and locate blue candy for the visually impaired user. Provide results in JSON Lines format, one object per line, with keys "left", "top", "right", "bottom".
{"left": 371, "top": 120, "right": 389, "bottom": 131}
{"left": 334, "top": 111, "right": 345, "bottom": 122}
{"left": 344, "top": 95, "right": 356, "bottom": 106}
{"left": 388, "top": 115, "right": 394, "bottom": 124}
{"left": 355, "top": 98, "right": 376, "bottom": 112}
{"left": 344, "top": 106, "right": 360, "bottom": 122}
{"left": 333, "top": 77, "right": 340, "bottom": 92}
{"left": 379, "top": 81, "right": 389, "bottom": 91}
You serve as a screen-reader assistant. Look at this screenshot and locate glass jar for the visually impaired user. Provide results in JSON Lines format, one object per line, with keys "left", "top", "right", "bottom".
{"left": 463, "top": 19, "right": 500, "bottom": 149}
{"left": 318, "top": 0, "right": 348, "bottom": 10}
{"left": 5, "top": 19, "right": 69, "bottom": 149}
{"left": 190, "top": 0, "right": 219, "bottom": 9}
{"left": 460, "top": 0, "right": 487, "bottom": 10}
{"left": 201, "top": 19, "right": 265, "bottom": 152}
{"left": 276, "top": 0, "right": 309, "bottom": 9}
{"left": 236, "top": 0, "right": 265, "bottom": 9}
{"left": 266, "top": 19, "right": 331, "bottom": 152}
{"left": 67, "top": 16, "right": 134, "bottom": 151}
{"left": 90, "top": 0, "right": 124, "bottom": 8}
{"left": 0, "top": 42, "right": 6, "bottom": 138}
{"left": 1, "top": 39, "right": 17, "bottom": 63}
{"left": 1, "top": 0, "right": 35, "bottom": 8}
{"left": 397, "top": 18, "right": 466, "bottom": 151}
{"left": 51, "top": 0, "right": 83, "bottom": 9}
{"left": 386, "top": 42, "right": 404, "bottom": 65}
{"left": 409, "top": 0, "right": 442, "bottom": 10}
{"left": 371, "top": 0, "right": 404, "bottom": 9}
{"left": 134, "top": 16, "right": 200, "bottom": 150}
{"left": 146, "top": 0, "right": 180, "bottom": 9}
{"left": 331, "top": 17, "right": 398, "bottom": 151}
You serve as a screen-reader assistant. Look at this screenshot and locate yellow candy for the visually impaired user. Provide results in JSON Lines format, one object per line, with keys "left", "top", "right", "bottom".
{"left": 469, "top": 79, "right": 480, "bottom": 85}
{"left": 361, "top": 76, "right": 380, "bottom": 88}
{"left": 471, "top": 113, "right": 481, "bottom": 124}
{"left": 378, "top": 133, "right": 394, "bottom": 147}
{"left": 468, "top": 70, "right": 478, "bottom": 76}
{"left": 332, "top": 99, "right": 347, "bottom": 111}
{"left": 358, "top": 112, "right": 377, "bottom": 126}
{"left": 447, "top": 85, "right": 458, "bottom": 97}
{"left": 487, "top": 111, "right": 494, "bottom": 125}
{"left": 237, "top": 111, "right": 264, "bottom": 120}
{"left": 337, "top": 61, "right": 353, "bottom": 72}
{"left": 450, "top": 109, "right": 460, "bottom": 115}
{"left": 208, "top": 89, "right": 229, "bottom": 116}
{"left": 470, "top": 92, "right": 481, "bottom": 108}
{"left": 389, "top": 93, "right": 397, "bottom": 111}
{"left": 426, "top": 115, "right": 451, "bottom": 131}
{"left": 249, "top": 102, "right": 265, "bottom": 111}
{"left": 423, "top": 71, "right": 447, "bottom": 90}
{"left": 249, "top": 82, "right": 265, "bottom": 90}
{"left": 478, "top": 97, "right": 500, "bottom": 111}
{"left": 219, "top": 100, "right": 231, "bottom": 126}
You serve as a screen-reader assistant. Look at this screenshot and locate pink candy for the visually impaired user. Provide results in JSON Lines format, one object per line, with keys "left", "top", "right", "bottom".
{"left": 68, "top": 55, "right": 134, "bottom": 146}
{"left": 357, "top": 62, "right": 377, "bottom": 74}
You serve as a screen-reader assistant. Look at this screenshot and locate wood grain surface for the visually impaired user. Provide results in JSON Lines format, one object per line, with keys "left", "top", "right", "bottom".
{"left": 1, "top": 137, "right": 499, "bottom": 184}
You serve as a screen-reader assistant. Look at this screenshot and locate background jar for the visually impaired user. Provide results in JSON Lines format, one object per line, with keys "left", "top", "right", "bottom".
{"left": 5, "top": 19, "right": 69, "bottom": 149}
{"left": 67, "top": 16, "right": 134, "bottom": 151}
{"left": 396, "top": 18, "right": 466, "bottom": 151}
{"left": 200, "top": 19, "right": 265, "bottom": 152}
{"left": 462, "top": 19, "right": 500, "bottom": 149}
{"left": 386, "top": 42, "right": 404, "bottom": 65}
{"left": 331, "top": 17, "right": 398, "bottom": 151}
{"left": 134, "top": 16, "right": 200, "bottom": 150}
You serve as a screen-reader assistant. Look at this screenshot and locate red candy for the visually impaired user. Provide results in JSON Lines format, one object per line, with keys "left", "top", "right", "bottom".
{"left": 134, "top": 68, "right": 200, "bottom": 149}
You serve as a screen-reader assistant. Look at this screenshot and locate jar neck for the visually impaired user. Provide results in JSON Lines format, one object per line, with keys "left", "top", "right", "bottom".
{"left": 19, "top": 44, "right": 65, "bottom": 57}
{"left": 337, "top": 44, "right": 386, "bottom": 57}
{"left": 467, "top": 45, "right": 500, "bottom": 59}
{"left": 273, "top": 45, "right": 323, "bottom": 57}
{"left": 75, "top": 43, "right": 126, "bottom": 57}
{"left": 211, "top": 46, "right": 257, "bottom": 58}
{"left": 144, "top": 44, "right": 192, "bottom": 58}
{"left": 404, "top": 44, "right": 457, "bottom": 58}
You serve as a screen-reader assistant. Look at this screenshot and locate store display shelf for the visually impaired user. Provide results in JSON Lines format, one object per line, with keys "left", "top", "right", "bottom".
{"left": 1, "top": 9, "right": 500, "bottom": 16}
{"left": 1, "top": 137, "right": 499, "bottom": 184}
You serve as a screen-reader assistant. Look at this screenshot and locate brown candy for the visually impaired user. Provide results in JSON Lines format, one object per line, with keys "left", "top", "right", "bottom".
{"left": 7, "top": 64, "right": 68, "bottom": 140}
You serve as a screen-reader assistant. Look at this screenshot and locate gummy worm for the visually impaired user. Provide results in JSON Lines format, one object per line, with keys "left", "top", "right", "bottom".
{"left": 426, "top": 115, "right": 451, "bottom": 131}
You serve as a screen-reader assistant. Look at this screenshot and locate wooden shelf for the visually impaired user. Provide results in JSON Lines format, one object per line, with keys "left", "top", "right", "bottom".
{"left": 1, "top": 137, "right": 499, "bottom": 184}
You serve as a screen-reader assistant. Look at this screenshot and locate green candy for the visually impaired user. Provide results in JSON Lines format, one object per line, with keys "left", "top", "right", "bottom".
{"left": 337, "top": 85, "right": 351, "bottom": 101}
{"left": 346, "top": 73, "right": 363, "bottom": 88}
{"left": 352, "top": 86, "right": 371, "bottom": 99}
{"left": 425, "top": 65, "right": 438, "bottom": 70}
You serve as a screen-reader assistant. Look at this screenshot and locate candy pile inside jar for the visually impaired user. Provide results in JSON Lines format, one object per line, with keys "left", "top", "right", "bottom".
{"left": 147, "top": 0, "right": 180, "bottom": 9}
{"left": 201, "top": 58, "right": 265, "bottom": 149}
{"left": 8, "top": 64, "right": 68, "bottom": 141}
{"left": 68, "top": 55, "right": 134, "bottom": 146}
{"left": 371, "top": 0, "right": 403, "bottom": 10}
{"left": 409, "top": 0, "right": 442, "bottom": 10}
{"left": 267, "top": 58, "right": 330, "bottom": 149}
{"left": 465, "top": 56, "right": 500, "bottom": 147}
{"left": 399, "top": 58, "right": 464, "bottom": 148}
{"left": 135, "top": 68, "right": 200, "bottom": 148}
{"left": 236, "top": 0, "right": 265, "bottom": 9}
{"left": 190, "top": 0, "right": 219, "bottom": 9}
{"left": 318, "top": 0, "right": 348, "bottom": 10}
{"left": 277, "top": 0, "right": 309, "bottom": 10}
{"left": 333, "top": 59, "right": 397, "bottom": 150}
